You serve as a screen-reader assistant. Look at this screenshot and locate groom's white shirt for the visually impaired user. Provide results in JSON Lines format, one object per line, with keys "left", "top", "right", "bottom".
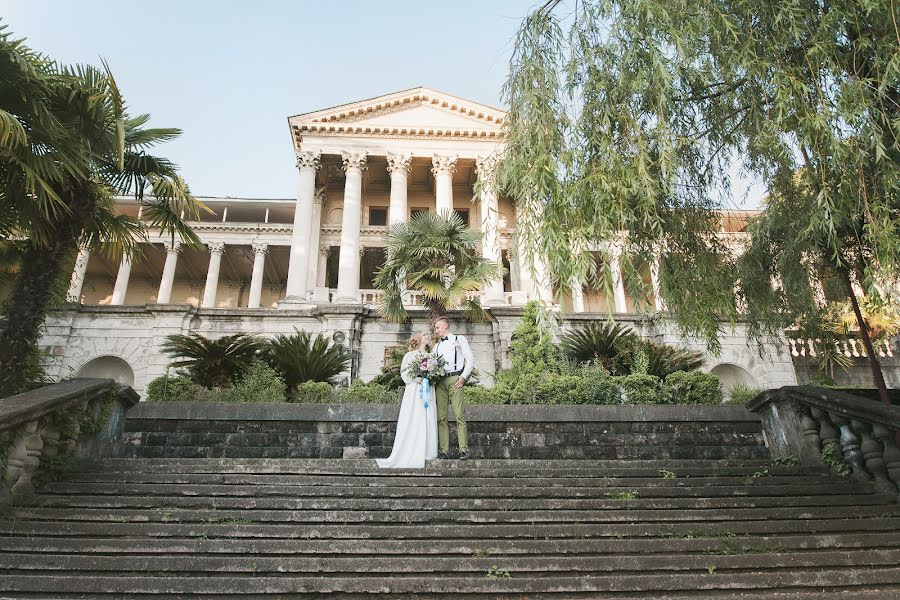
{"left": 434, "top": 332, "right": 475, "bottom": 380}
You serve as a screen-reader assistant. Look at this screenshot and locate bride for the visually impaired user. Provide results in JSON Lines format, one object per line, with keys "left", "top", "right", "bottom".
{"left": 376, "top": 332, "right": 438, "bottom": 469}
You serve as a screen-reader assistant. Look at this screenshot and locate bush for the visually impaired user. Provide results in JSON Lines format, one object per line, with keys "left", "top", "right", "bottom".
{"left": 573, "top": 366, "right": 621, "bottom": 404}
{"left": 507, "top": 301, "right": 558, "bottom": 377}
{"left": 725, "top": 384, "right": 763, "bottom": 406}
{"left": 145, "top": 374, "right": 200, "bottom": 402}
{"left": 464, "top": 385, "right": 504, "bottom": 404}
{"left": 619, "top": 374, "right": 663, "bottom": 404}
{"left": 224, "top": 361, "right": 287, "bottom": 403}
{"left": 290, "top": 381, "right": 334, "bottom": 403}
{"left": 665, "top": 370, "right": 724, "bottom": 405}
{"left": 266, "top": 330, "right": 350, "bottom": 389}
{"left": 337, "top": 380, "right": 398, "bottom": 404}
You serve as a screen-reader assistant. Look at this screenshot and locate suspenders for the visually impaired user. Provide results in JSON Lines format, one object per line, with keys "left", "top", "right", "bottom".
{"left": 437, "top": 335, "right": 462, "bottom": 373}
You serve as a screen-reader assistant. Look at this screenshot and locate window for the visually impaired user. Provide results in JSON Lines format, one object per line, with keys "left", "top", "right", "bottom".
{"left": 410, "top": 207, "right": 428, "bottom": 219}
{"left": 369, "top": 206, "right": 387, "bottom": 226}
{"left": 454, "top": 209, "right": 470, "bottom": 226}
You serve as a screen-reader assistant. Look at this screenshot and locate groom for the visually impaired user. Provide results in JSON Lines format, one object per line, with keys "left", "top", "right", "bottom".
{"left": 432, "top": 316, "right": 475, "bottom": 460}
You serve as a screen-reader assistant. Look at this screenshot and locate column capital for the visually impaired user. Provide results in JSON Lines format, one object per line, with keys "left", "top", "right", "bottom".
{"left": 341, "top": 151, "right": 368, "bottom": 173}
{"left": 295, "top": 150, "right": 321, "bottom": 171}
{"left": 207, "top": 242, "right": 226, "bottom": 256}
{"left": 251, "top": 241, "right": 268, "bottom": 256}
{"left": 475, "top": 154, "right": 501, "bottom": 186}
{"left": 386, "top": 153, "right": 412, "bottom": 175}
{"left": 320, "top": 244, "right": 332, "bottom": 256}
{"left": 359, "top": 245, "right": 367, "bottom": 257}
{"left": 431, "top": 154, "right": 458, "bottom": 176}
{"left": 314, "top": 186, "right": 326, "bottom": 204}
{"left": 163, "top": 240, "right": 182, "bottom": 254}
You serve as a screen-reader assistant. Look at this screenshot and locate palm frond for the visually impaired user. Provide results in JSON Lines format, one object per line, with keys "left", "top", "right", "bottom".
{"left": 265, "top": 330, "right": 350, "bottom": 388}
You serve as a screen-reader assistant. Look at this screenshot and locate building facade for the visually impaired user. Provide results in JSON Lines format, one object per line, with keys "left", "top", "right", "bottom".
{"left": 40, "top": 88, "right": 803, "bottom": 396}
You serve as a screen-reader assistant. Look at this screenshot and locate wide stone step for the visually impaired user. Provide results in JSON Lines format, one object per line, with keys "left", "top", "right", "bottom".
{"left": 5, "top": 532, "right": 898, "bottom": 556}
{"left": 3, "top": 568, "right": 900, "bottom": 595}
{"left": 4, "top": 548, "right": 900, "bottom": 575}
{"left": 29, "top": 492, "right": 892, "bottom": 512}
{"left": 4, "top": 517, "right": 899, "bottom": 540}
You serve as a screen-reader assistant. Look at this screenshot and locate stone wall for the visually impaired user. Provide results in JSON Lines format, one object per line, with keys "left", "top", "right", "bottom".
{"left": 116, "top": 402, "right": 769, "bottom": 461}
{"left": 40, "top": 305, "right": 800, "bottom": 398}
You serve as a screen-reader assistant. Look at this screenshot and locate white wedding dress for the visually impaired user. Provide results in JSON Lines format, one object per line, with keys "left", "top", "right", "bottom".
{"left": 376, "top": 350, "right": 438, "bottom": 469}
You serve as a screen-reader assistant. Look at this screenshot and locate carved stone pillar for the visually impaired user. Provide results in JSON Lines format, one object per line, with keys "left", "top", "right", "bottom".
{"left": 609, "top": 243, "right": 628, "bottom": 313}
{"left": 248, "top": 242, "right": 268, "bottom": 309}
{"left": 284, "top": 150, "right": 320, "bottom": 303}
{"left": 307, "top": 187, "right": 325, "bottom": 291}
{"left": 110, "top": 255, "right": 132, "bottom": 305}
{"left": 431, "top": 154, "right": 457, "bottom": 216}
{"left": 335, "top": 152, "right": 367, "bottom": 303}
{"left": 66, "top": 246, "right": 90, "bottom": 303}
{"left": 571, "top": 277, "right": 586, "bottom": 313}
{"left": 202, "top": 242, "right": 226, "bottom": 308}
{"left": 316, "top": 244, "right": 330, "bottom": 289}
{"left": 476, "top": 155, "right": 505, "bottom": 306}
{"left": 387, "top": 153, "right": 411, "bottom": 226}
{"left": 156, "top": 241, "right": 181, "bottom": 304}
{"left": 650, "top": 253, "right": 666, "bottom": 311}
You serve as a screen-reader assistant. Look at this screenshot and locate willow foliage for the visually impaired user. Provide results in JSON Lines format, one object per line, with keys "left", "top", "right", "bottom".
{"left": 500, "top": 0, "right": 899, "bottom": 352}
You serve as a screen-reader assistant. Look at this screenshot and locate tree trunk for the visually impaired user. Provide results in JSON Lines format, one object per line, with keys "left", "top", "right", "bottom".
{"left": 839, "top": 267, "right": 891, "bottom": 407}
{"left": 0, "top": 188, "right": 94, "bottom": 397}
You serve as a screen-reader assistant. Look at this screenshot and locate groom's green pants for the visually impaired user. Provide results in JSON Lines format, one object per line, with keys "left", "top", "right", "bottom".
{"left": 435, "top": 375, "right": 468, "bottom": 453}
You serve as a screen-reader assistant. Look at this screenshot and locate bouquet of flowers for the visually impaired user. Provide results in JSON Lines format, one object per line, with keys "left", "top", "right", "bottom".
{"left": 405, "top": 352, "right": 447, "bottom": 382}
{"left": 404, "top": 353, "right": 446, "bottom": 410}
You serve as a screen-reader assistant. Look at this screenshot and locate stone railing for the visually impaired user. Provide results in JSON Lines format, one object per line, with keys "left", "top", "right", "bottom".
{"left": 748, "top": 386, "right": 900, "bottom": 496}
{"left": 0, "top": 378, "right": 139, "bottom": 505}
{"left": 786, "top": 335, "right": 895, "bottom": 359}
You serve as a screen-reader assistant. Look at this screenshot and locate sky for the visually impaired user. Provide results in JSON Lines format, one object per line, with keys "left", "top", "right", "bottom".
{"left": 2, "top": 0, "right": 763, "bottom": 207}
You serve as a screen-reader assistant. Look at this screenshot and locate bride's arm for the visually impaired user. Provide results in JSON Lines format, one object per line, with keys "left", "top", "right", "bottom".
{"left": 400, "top": 352, "right": 417, "bottom": 385}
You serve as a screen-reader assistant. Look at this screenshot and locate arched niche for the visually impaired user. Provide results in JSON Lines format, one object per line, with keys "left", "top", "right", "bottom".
{"left": 76, "top": 356, "right": 135, "bottom": 387}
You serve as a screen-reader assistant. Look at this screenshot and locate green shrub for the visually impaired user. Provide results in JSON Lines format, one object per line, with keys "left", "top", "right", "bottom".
{"left": 224, "top": 361, "right": 287, "bottom": 403}
{"left": 145, "top": 374, "right": 200, "bottom": 402}
{"left": 725, "top": 383, "right": 763, "bottom": 406}
{"left": 536, "top": 374, "right": 581, "bottom": 405}
{"left": 618, "top": 374, "right": 663, "bottom": 404}
{"left": 463, "top": 385, "right": 504, "bottom": 404}
{"left": 508, "top": 301, "right": 558, "bottom": 377}
{"left": 665, "top": 371, "right": 724, "bottom": 405}
{"left": 337, "top": 380, "right": 397, "bottom": 404}
{"left": 290, "top": 381, "right": 334, "bottom": 403}
{"left": 573, "top": 366, "right": 621, "bottom": 405}
{"left": 266, "top": 330, "right": 350, "bottom": 389}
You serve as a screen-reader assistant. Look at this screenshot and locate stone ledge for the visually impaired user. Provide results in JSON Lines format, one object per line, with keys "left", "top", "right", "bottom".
{"left": 0, "top": 379, "right": 139, "bottom": 431}
{"left": 127, "top": 402, "right": 760, "bottom": 423}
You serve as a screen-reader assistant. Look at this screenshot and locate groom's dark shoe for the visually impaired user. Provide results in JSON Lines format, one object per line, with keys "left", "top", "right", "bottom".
{"left": 437, "top": 452, "right": 449, "bottom": 459}
{"left": 458, "top": 451, "right": 471, "bottom": 460}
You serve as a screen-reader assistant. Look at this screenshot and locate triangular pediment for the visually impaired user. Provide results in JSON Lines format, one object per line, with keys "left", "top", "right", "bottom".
{"left": 288, "top": 87, "right": 506, "bottom": 140}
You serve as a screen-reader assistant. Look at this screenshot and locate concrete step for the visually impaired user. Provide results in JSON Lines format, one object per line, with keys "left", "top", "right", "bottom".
{"left": 30, "top": 492, "right": 894, "bottom": 512}
{"left": 3, "top": 568, "right": 900, "bottom": 595}
{"left": 4, "top": 531, "right": 899, "bottom": 555}
{"left": 5, "top": 548, "right": 900, "bottom": 575}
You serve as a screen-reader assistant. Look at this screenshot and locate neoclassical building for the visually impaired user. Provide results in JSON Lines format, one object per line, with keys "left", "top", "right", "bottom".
{"left": 40, "top": 88, "right": 801, "bottom": 396}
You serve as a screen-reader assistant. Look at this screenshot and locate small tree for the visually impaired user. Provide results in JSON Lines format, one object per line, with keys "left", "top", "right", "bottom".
{"left": 375, "top": 211, "right": 500, "bottom": 323}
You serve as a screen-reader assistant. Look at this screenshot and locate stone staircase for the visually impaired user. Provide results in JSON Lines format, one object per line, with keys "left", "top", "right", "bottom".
{"left": 2, "top": 457, "right": 900, "bottom": 598}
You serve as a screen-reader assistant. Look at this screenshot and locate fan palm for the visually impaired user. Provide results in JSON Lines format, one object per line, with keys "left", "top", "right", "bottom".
{"left": 559, "top": 321, "right": 636, "bottom": 369}
{"left": 375, "top": 211, "right": 501, "bottom": 323}
{"left": 265, "top": 330, "right": 350, "bottom": 390}
{"left": 161, "top": 333, "right": 266, "bottom": 389}
{"left": 0, "top": 25, "right": 205, "bottom": 396}
{"left": 613, "top": 340, "right": 705, "bottom": 379}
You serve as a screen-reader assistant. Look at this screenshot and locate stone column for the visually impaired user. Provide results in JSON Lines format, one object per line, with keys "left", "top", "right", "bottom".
{"left": 316, "top": 244, "right": 330, "bottom": 288}
{"left": 306, "top": 187, "right": 325, "bottom": 292}
{"left": 335, "top": 151, "right": 367, "bottom": 303}
{"left": 248, "top": 242, "right": 268, "bottom": 309}
{"left": 650, "top": 254, "right": 666, "bottom": 311}
{"left": 66, "top": 246, "right": 91, "bottom": 303}
{"left": 387, "top": 153, "right": 411, "bottom": 226}
{"left": 432, "top": 154, "right": 457, "bottom": 217}
{"left": 156, "top": 241, "right": 181, "bottom": 304}
{"left": 284, "top": 150, "right": 320, "bottom": 303}
{"left": 571, "top": 277, "right": 586, "bottom": 313}
{"left": 610, "top": 244, "right": 628, "bottom": 313}
{"left": 476, "top": 155, "right": 505, "bottom": 306}
{"left": 202, "top": 242, "right": 225, "bottom": 308}
{"left": 110, "top": 255, "right": 132, "bottom": 306}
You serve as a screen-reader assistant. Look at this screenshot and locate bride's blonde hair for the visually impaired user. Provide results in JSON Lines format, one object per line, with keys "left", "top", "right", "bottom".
{"left": 407, "top": 332, "right": 424, "bottom": 351}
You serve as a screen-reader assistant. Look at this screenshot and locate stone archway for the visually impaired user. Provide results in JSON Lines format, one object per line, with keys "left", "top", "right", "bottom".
{"left": 710, "top": 362, "right": 759, "bottom": 395}
{"left": 76, "top": 356, "right": 135, "bottom": 387}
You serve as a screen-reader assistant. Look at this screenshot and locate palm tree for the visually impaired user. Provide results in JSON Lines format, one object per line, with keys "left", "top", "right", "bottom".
{"left": 161, "top": 333, "right": 267, "bottom": 389}
{"left": 0, "top": 26, "right": 204, "bottom": 396}
{"left": 265, "top": 331, "right": 350, "bottom": 390}
{"left": 375, "top": 211, "right": 501, "bottom": 323}
{"left": 559, "top": 322, "right": 635, "bottom": 369}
